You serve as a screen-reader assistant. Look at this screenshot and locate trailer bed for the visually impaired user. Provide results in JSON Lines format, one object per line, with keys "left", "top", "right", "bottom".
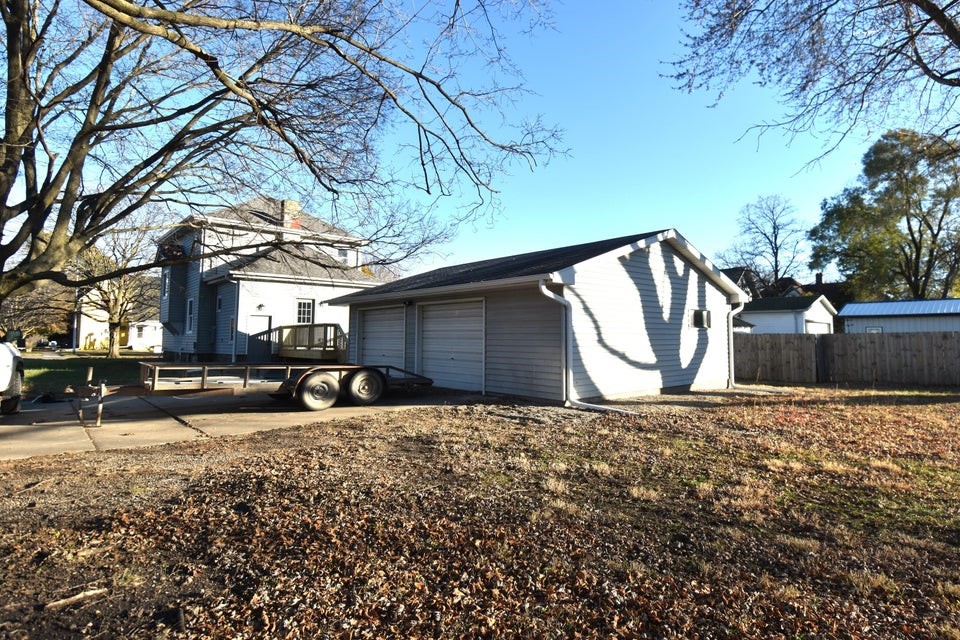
{"left": 139, "top": 362, "right": 431, "bottom": 405}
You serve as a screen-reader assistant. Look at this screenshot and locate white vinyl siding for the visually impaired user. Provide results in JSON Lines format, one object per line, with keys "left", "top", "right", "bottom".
{"left": 484, "top": 289, "right": 564, "bottom": 400}
{"left": 359, "top": 306, "right": 406, "bottom": 369}
{"left": 566, "top": 243, "right": 730, "bottom": 399}
{"left": 843, "top": 315, "right": 960, "bottom": 333}
{"left": 419, "top": 300, "right": 484, "bottom": 391}
{"left": 741, "top": 300, "right": 836, "bottom": 334}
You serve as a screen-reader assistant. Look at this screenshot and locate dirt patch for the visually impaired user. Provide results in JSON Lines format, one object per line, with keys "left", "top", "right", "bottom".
{"left": 1, "top": 388, "right": 959, "bottom": 638}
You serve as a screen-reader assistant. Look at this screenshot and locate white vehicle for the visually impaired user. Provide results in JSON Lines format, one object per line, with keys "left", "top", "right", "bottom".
{"left": 0, "top": 330, "right": 23, "bottom": 415}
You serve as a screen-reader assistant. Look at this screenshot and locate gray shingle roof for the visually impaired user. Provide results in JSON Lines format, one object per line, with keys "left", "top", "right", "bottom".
{"left": 331, "top": 231, "right": 670, "bottom": 302}
{"left": 838, "top": 299, "right": 960, "bottom": 317}
{"left": 743, "top": 296, "right": 826, "bottom": 312}
{"left": 211, "top": 196, "right": 356, "bottom": 239}
{"left": 210, "top": 247, "right": 379, "bottom": 284}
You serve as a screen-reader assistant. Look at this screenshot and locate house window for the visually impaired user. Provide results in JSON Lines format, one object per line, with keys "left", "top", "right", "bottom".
{"left": 865, "top": 326, "right": 883, "bottom": 334}
{"left": 690, "top": 309, "right": 711, "bottom": 329}
{"left": 338, "top": 248, "right": 350, "bottom": 263}
{"left": 161, "top": 272, "right": 169, "bottom": 299}
{"left": 186, "top": 298, "right": 194, "bottom": 334}
{"left": 136, "top": 326, "right": 144, "bottom": 339}
{"left": 216, "top": 296, "right": 222, "bottom": 313}
{"left": 296, "top": 299, "right": 314, "bottom": 324}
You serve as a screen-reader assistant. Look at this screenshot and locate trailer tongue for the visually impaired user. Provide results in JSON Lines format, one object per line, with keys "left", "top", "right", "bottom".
{"left": 139, "top": 362, "right": 432, "bottom": 410}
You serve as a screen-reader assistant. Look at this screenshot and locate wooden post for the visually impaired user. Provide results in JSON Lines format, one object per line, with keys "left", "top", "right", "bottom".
{"left": 95, "top": 382, "right": 105, "bottom": 427}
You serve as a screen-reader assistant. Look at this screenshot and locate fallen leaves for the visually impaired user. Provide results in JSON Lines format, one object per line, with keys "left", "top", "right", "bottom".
{"left": 0, "top": 388, "right": 958, "bottom": 638}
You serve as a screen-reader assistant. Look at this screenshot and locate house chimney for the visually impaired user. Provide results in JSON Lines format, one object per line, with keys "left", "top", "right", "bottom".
{"left": 280, "top": 199, "right": 302, "bottom": 229}
{"left": 815, "top": 272, "right": 823, "bottom": 286}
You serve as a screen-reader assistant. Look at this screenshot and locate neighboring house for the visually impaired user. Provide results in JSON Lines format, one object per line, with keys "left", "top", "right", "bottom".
{"left": 802, "top": 273, "right": 856, "bottom": 310}
{"left": 330, "top": 229, "right": 747, "bottom": 402}
{"left": 720, "top": 266, "right": 763, "bottom": 300}
{"left": 158, "top": 197, "right": 380, "bottom": 361}
{"left": 73, "top": 286, "right": 163, "bottom": 352}
{"left": 76, "top": 309, "right": 163, "bottom": 352}
{"left": 838, "top": 299, "right": 960, "bottom": 333}
{"left": 761, "top": 276, "right": 806, "bottom": 298}
{"left": 738, "top": 295, "right": 837, "bottom": 334}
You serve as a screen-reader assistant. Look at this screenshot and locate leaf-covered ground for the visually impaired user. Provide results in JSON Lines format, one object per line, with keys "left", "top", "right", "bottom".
{"left": 1, "top": 387, "right": 959, "bottom": 639}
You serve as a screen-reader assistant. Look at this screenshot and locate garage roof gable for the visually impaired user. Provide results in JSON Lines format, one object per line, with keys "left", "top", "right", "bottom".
{"left": 331, "top": 228, "right": 746, "bottom": 305}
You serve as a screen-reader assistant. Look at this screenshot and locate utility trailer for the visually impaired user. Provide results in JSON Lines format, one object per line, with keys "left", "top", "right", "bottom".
{"left": 139, "top": 362, "right": 432, "bottom": 411}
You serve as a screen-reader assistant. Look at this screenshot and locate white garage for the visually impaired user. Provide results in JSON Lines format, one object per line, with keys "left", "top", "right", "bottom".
{"left": 358, "top": 306, "right": 405, "bottom": 369}
{"left": 419, "top": 300, "right": 484, "bottom": 391}
{"left": 332, "top": 230, "right": 747, "bottom": 402}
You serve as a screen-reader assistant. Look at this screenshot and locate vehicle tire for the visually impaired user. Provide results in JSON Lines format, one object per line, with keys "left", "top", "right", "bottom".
{"left": 297, "top": 372, "right": 340, "bottom": 411}
{"left": 347, "top": 369, "right": 385, "bottom": 406}
{"left": 1, "top": 370, "right": 22, "bottom": 415}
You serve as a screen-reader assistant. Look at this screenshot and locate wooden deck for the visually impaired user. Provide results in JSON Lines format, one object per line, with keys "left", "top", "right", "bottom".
{"left": 249, "top": 323, "right": 348, "bottom": 362}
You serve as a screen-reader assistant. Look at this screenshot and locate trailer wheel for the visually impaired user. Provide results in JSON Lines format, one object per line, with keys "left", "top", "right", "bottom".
{"left": 347, "top": 369, "right": 385, "bottom": 405}
{"left": 298, "top": 372, "right": 340, "bottom": 411}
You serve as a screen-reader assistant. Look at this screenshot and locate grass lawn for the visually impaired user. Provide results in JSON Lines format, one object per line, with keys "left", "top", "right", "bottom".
{"left": 22, "top": 353, "right": 158, "bottom": 394}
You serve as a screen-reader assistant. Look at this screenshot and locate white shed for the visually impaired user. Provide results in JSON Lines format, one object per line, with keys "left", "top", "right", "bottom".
{"left": 739, "top": 295, "right": 837, "bottom": 334}
{"left": 838, "top": 299, "right": 960, "bottom": 333}
{"left": 330, "top": 230, "right": 747, "bottom": 403}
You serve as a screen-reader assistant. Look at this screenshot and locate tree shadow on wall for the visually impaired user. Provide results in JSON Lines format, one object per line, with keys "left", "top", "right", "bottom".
{"left": 568, "top": 250, "right": 711, "bottom": 398}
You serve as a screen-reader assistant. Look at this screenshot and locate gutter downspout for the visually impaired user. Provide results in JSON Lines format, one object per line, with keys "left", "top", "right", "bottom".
{"left": 727, "top": 301, "right": 745, "bottom": 389}
{"left": 538, "top": 279, "right": 635, "bottom": 414}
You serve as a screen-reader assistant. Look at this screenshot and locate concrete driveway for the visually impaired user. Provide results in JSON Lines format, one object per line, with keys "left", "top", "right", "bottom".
{"left": 0, "top": 388, "right": 472, "bottom": 461}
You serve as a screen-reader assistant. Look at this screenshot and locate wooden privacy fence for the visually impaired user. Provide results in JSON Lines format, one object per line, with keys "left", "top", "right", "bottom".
{"left": 734, "top": 332, "right": 960, "bottom": 387}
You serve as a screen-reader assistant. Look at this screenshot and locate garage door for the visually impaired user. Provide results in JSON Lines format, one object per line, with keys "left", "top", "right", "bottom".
{"left": 359, "top": 307, "right": 405, "bottom": 369}
{"left": 420, "top": 301, "right": 484, "bottom": 391}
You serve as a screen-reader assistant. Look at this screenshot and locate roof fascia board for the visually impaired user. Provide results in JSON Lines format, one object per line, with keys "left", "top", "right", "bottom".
{"left": 204, "top": 270, "right": 378, "bottom": 288}
{"left": 815, "top": 295, "right": 839, "bottom": 316}
{"left": 576, "top": 229, "right": 747, "bottom": 304}
{"left": 329, "top": 273, "right": 559, "bottom": 306}
{"left": 662, "top": 231, "right": 748, "bottom": 304}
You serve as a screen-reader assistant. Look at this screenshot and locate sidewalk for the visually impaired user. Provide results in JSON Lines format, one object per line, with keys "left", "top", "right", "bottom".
{"left": 0, "top": 389, "right": 478, "bottom": 461}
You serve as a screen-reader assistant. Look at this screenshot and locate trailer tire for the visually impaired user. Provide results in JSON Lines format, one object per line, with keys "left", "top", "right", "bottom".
{"left": 298, "top": 372, "right": 340, "bottom": 411}
{"left": 347, "top": 369, "right": 385, "bottom": 405}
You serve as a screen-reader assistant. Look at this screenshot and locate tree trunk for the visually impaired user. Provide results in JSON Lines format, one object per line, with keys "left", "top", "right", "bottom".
{"left": 107, "top": 322, "right": 122, "bottom": 358}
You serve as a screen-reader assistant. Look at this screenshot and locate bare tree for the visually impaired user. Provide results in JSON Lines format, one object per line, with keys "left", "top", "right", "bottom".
{"left": 718, "top": 195, "right": 806, "bottom": 291}
{"left": 0, "top": 0, "right": 560, "bottom": 303}
{"left": 0, "top": 282, "right": 74, "bottom": 347}
{"left": 673, "top": 2, "right": 960, "bottom": 144}
{"left": 74, "top": 228, "right": 159, "bottom": 357}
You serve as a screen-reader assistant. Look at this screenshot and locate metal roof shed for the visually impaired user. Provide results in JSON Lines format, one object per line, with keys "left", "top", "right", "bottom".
{"left": 838, "top": 299, "right": 960, "bottom": 333}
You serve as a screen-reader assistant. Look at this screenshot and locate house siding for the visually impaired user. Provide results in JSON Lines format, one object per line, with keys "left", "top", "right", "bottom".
{"left": 741, "top": 301, "right": 835, "bottom": 334}
{"left": 741, "top": 310, "right": 803, "bottom": 334}
{"left": 213, "top": 281, "right": 239, "bottom": 357}
{"left": 843, "top": 316, "right": 960, "bottom": 333}
{"left": 565, "top": 243, "right": 730, "bottom": 399}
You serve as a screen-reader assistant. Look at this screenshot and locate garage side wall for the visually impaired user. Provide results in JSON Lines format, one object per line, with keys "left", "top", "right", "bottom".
{"left": 566, "top": 243, "right": 731, "bottom": 399}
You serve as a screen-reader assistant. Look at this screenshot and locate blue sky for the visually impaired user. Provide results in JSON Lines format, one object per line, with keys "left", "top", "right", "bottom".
{"left": 407, "top": 2, "right": 887, "bottom": 279}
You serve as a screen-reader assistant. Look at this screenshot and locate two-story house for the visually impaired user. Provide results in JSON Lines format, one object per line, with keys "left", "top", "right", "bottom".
{"left": 158, "top": 197, "right": 380, "bottom": 361}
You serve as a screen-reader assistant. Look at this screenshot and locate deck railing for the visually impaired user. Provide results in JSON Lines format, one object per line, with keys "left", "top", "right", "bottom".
{"left": 249, "top": 323, "right": 347, "bottom": 362}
